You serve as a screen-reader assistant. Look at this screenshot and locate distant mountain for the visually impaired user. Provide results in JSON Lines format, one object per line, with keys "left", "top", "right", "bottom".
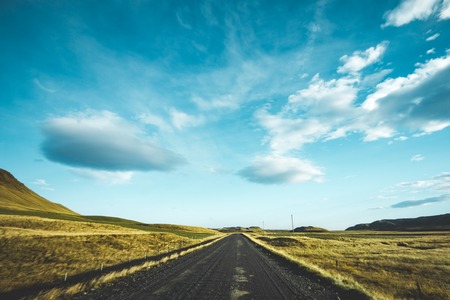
{"left": 346, "top": 214, "right": 450, "bottom": 231}
{"left": 294, "top": 226, "right": 328, "bottom": 232}
{"left": 219, "top": 226, "right": 264, "bottom": 233}
{"left": 0, "top": 168, "right": 78, "bottom": 215}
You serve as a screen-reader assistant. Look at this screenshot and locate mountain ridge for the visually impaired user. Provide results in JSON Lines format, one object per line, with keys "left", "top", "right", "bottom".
{"left": 0, "top": 168, "right": 78, "bottom": 215}
{"left": 346, "top": 213, "right": 450, "bottom": 231}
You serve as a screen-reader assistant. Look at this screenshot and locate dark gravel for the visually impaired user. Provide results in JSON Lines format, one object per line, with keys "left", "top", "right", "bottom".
{"left": 75, "top": 234, "right": 370, "bottom": 299}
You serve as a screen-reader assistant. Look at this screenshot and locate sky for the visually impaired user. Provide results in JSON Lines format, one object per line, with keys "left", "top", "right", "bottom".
{"left": 1, "top": 0, "right": 450, "bottom": 230}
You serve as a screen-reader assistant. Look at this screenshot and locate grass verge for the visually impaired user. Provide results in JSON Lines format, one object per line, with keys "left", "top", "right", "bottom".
{"left": 0, "top": 214, "right": 222, "bottom": 296}
{"left": 247, "top": 231, "right": 450, "bottom": 299}
{"left": 31, "top": 235, "right": 226, "bottom": 299}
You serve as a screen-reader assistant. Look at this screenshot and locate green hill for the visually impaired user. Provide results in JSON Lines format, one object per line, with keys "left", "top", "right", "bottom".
{"left": 0, "top": 168, "right": 78, "bottom": 215}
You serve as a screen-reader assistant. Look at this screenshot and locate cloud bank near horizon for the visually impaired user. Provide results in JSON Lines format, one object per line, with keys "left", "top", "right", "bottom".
{"left": 391, "top": 194, "right": 450, "bottom": 208}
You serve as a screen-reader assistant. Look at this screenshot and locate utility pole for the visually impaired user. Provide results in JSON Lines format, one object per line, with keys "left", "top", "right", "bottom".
{"left": 291, "top": 214, "right": 294, "bottom": 232}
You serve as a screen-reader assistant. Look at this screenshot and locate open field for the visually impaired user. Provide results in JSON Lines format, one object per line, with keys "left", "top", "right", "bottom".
{"left": 0, "top": 214, "right": 221, "bottom": 294}
{"left": 0, "top": 208, "right": 216, "bottom": 239}
{"left": 249, "top": 231, "right": 450, "bottom": 299}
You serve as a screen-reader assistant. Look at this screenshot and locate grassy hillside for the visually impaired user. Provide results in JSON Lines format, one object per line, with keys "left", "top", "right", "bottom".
{"left": 0, "top": 169, "right": 77, "bottom": 215}
{"left": 0, "top": 169, "right": 222, "bottom": 296}
{"left": 0, "top": 169, "right": 217, "bottom": 238}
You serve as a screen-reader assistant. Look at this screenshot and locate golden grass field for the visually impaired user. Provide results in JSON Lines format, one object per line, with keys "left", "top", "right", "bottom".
{"left": 249, "top": 231, "right": 450, "bottom": 299}
{"left": 0, "top": 214, "right": 220, "bottom": 294}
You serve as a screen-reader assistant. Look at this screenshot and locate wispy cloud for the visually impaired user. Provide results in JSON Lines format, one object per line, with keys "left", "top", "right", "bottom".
{"left": 396, "top": 173, "right": 450, "bottom": 191}
{"left": 391, "top": 194, "right": 449, "bottom": 208}
{"left": 33, "top": 78, "right": 56, "bottom": 93}
{"left": 41, "top": 110, "right": 186, "bottom": 172}
{"left": 426, "top": 33, "right": 440, "bottom": 41}
{"left": 169, "top": 108, "right": 205, "bottom": 130}
{"left": 382, "top": 0, "right": 441, "bottom": 27}
{"left": 32, "top": 179, "right": 48, "bottom": 186}
{"left": 31, "top": 179, "right": 54, "bottom": 191}
{"left": 373, "top": 175, "right": 450, "bottom": 209}
{"left": 411, "top": 154, "right": 425, "bottom": 161}
{"left": 70, "top": 168, "right": 134, "bottom": 185}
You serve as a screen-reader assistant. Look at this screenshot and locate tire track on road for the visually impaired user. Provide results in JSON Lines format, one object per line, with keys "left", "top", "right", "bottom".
{"left": 78, "top": 234, "right": 369, "bottom": 300}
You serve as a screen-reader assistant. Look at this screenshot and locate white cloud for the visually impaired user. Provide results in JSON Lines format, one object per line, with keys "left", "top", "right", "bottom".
{"left": 192, "top": 95, "right": 241, "bottom": 111}
{"left": 41, "top": 110, "right": 185, "bottom": 172}
{"left": 362, "top": 52, "right": 450, "bottom": 111}
{"left": 411, "top": 154, "right": 425, "bottom": 161}
{"left": 426, "top": 33, "right": 440, "bottom": 41}
{"left": 396, "top": 136, "right": 409, "bottom": 141}
{"left": 397, "top": 180, "right": 436, "bottom": 189}
{"left": 433, "top": 173, "right": 450, "bottom": 190}
{"left": 363, "top": 125, "right": 395, "bottom": 141}
{"left": 255, "top": 108, "right": 331, "bottom": 154}
{"left": 70, "top": 168, "right": 134, "bottom": 185}
{"left": 32, "top": 179, "right": 48, "bottom": 186}
{"left": 397, "top": 173, "right": 450, "bottom": 192}
{"left": 288, "top": 75, "right": 359, "bottom": 114}
{"left": 382, "top": 0, "right": 450, "bottom": 25}
{"left": 439, "top": 0, "right": 450, "bottom": 19}
{"left": 169, "top": 108, "right": 204, "bottom": 130}
{"left": 419, "top": 120, "right": 450, "bottom": 134}
{"left": 427, "top": 48, "right": 436, "bottom": 55}
{"left": 337, "top": 42, "right": 388, "bottom": 74}
{"left": 246, "top": 45, "right": 450, "bottom": 184}
{"left": 383, "top": 0, "right": 440, "bottom": 27}
{"left": 238, "top": 155, "right": 324, "bottom": 184}
{"left": 138, "top": 113, "right": 172, "bottom": 132}
{"left": 138, "top": 109, "right": 204, "bottom": 131}
{"left": 31, "top": 178, "right": 54, "bottom": 191}
{"left": 374, "top": 195, "right": 398, "bottom": 200}
{"left": 361, "top": 69, "right": 393, "bottom": 87}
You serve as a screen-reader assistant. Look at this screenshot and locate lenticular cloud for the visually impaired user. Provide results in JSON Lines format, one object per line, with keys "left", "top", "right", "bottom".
{"left": 41, "top": 110, "right": 185, "bottom": 171}
{"left": 238, "top": 155, "right": 324, "bottom": 185}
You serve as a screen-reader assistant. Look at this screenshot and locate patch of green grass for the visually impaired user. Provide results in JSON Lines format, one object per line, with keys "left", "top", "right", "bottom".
{"left": 0, "top": 209, "right": 217, "bottom": 238}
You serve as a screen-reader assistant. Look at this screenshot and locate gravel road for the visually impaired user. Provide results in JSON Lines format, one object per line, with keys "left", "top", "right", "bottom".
{"left": 77, "top": 234, "right": 369, "bottom": 300}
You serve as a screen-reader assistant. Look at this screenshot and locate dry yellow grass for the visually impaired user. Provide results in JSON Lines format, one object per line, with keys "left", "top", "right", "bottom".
{"left": 0, "top": 215, "right": 220, "bottom": 293}
{"left": 35, "top": 236, "right": 225, "bottom": 299}
{"left": 249, "top": 232, "right": 450, "bottom": 299}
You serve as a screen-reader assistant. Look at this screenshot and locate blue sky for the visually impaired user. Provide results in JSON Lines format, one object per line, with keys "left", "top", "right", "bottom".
{"left": 1, "top": 0, "right": 449, "bottom": 230}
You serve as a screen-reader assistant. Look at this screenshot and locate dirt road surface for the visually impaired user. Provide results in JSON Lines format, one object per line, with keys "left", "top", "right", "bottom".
{"left": 77, "top": 234, "right": 368, "bottom": 299}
